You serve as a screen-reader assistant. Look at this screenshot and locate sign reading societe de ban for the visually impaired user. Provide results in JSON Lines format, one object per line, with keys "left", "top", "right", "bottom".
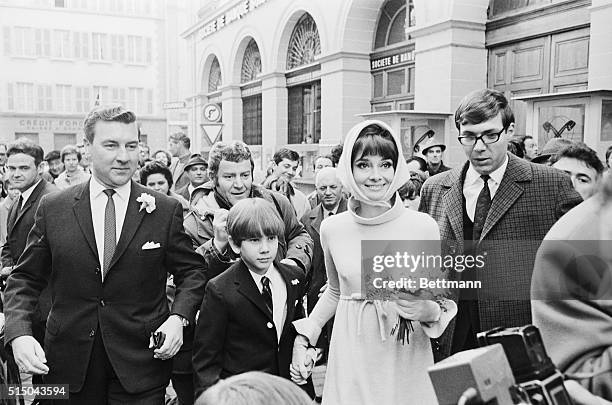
{"left": 18, "top": 119, "right": 83, "bottom": 132}
{"left": 370, "top": 50, "right": 415, "bottom": 70}
{"left": 201, "top": 0, "right": 269, "bottom": 39}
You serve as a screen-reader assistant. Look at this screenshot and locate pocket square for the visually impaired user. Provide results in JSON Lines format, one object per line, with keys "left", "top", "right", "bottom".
{"left": 142, "top": 241, "right": 161, "bottom": 250}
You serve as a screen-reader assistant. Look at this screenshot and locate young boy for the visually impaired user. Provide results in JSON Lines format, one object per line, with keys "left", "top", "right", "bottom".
{"left": 193, "top": 198, "right": 314, "bottom": 398}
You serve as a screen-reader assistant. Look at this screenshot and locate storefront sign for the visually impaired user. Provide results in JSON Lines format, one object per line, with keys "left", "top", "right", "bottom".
{"left": 370, "top": 51, "right": 415, "bottom": 70}
{"left": 162, "top": 101, "right": 186, "bottom": 109}
{"left": 201, "top": 0, "right": 269, "bottom": 39}
{"left": 17, "top": 119, "right": 83, "bottom": 132}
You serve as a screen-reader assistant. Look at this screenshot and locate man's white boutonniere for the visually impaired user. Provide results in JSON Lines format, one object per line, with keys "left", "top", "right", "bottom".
{"left": 136, "top": 193, "right": 156, "bottom": 213}
{"left": 291, "top": 279, "right": 299, "bottom": 286}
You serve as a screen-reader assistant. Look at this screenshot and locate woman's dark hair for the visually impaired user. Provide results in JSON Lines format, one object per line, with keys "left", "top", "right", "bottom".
{"left": 351, "top": 124, "right": 399, "bottom": 169}
{"left": 140, "top": 161, "right": 173, "bottom": 192}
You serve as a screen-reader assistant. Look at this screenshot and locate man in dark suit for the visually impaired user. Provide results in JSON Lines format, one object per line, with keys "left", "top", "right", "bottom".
{"left": 193, "top": 198, "right": 313, "bottom": 398}
{"left": 1, "top": 139, "right": 57, "bottom": 391}
{"left": 419, "top": 89, "right": 582, "bottom": 360}
{"left": 4, "top": 105, "right": 206, "bottom": 404}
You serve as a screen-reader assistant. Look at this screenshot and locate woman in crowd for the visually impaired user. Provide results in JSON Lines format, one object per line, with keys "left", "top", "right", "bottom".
{"left": 291, "top": 120, "right": 456, "bottom": 404}
{"left": 54, "top": 144, "right": 91, "bottom": 190}
{"left": 153, "top": 149, "right": 172, "bottom": 167}
{"left": 139, "top": 161, "right": 188, "bottom": 212}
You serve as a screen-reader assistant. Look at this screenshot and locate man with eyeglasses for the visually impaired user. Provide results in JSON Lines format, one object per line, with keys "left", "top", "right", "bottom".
{"left": 419, "top": 89, "right": 582, "bottom": 360}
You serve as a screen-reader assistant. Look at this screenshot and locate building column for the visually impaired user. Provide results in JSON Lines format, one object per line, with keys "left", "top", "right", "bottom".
{"left": 588, "top": 0, "right": 612, "bottom": 88}
{"left": 220, "top": 85, "right": 242, "bottom": 142}
{"left": 261, "top": 72, "right": 288, "bottom": 164}
{"left": 319, "top": 52, "right": 371, "bottom": 145}
{"left": 411, "top": 0, "right": 488, "bottom": 164}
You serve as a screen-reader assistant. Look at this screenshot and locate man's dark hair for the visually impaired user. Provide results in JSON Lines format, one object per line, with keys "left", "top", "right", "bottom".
{"left": 507, "top": 139, "right": 525, "bottom": 158}
{"left": 140, "top": 161, "right": 173, "bottom": 191}
{"left": 454, "top": 89, "right": 515, "bottom": 130}
{"left": 44, "top": 150, "right": 61, "bottom": 162}
{"left": 406, "top": 156, "right": 427, "bottom": 172}
{"left": 83, "top": 104, "right": 137, "bottom": 143}
{"left": 7, "top": 138, "right": 44, "bottom": 167}
{"left": 208, "top": 141, "right": 254, "bottom": 183}
{"left": 169, "top": 131, "right": 191, "bottom": 150}
{"left": 549, "top": 142, "right": 605, "bottom": 175}
{"left": 606, "top": 145, "right": 612, "bottom": 169}
{"left": 273, "top": 148, "right": 300, "bottom": 164}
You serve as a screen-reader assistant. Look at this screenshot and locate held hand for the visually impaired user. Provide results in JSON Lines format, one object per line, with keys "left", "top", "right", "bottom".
{"left": 212, "top": 209, "right": 229, "bottom": 253}
{"left": 12, "top": 335, "right": 49, "bottom": 375}
{"left": 150, "top": 315, "right": 184, "bottom": 360}
{"left": 280, "top": 258, "right": 298, "bottom": 268}
{"left": 290, "top": 335, "right": 315, "bottom": 385}
{"left": 394, "top": 296, "right": 440, "bottom": 323}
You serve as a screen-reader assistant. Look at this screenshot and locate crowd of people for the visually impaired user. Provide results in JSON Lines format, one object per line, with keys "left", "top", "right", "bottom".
{"left": 0, "top": 88, "right": 610, "bottom": 405}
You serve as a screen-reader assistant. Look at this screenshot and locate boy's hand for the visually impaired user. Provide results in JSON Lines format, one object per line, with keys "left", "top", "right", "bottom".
{"left": 290, "top": 335, "right": 315, "bottom": 384}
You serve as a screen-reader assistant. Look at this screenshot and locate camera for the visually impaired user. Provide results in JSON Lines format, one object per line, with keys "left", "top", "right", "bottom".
{"left": 477, "top": 325, "right": 573, "bottom": 405}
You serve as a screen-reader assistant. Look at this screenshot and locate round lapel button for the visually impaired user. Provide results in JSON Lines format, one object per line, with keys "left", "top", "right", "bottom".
{"left": 266, "top": 322, "right": 273, "bottom": 329}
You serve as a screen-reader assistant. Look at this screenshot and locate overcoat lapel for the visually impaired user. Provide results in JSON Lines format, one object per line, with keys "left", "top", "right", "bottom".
{"left": 480, "top": 154, "right": 529, "bottom": 241}
{"left": 441, "top": 164, "right": 467, "bottom": 244}
{"left": 72, "top": 181, "right": 99, "bottom": 262}
{"left": 277, "top": 263, "right": 297, "bottom": 336}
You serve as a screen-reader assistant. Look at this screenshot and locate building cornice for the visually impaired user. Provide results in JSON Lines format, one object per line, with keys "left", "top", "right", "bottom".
{"left": 486, "top": 0, "right": 591, "bottom": 31}
{"left": 409, "top": 19, "right": 486, "bottom": 40}
{"left": 0, "top": 3, "right": 162, "bottom": 21}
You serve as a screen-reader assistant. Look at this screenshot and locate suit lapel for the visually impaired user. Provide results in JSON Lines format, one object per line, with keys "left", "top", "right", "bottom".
{"left": 310, "top": 207, "right": 324, "bottom": 236}
{"left": 107, "top": 181, "right": 146, "bottom": 271}
{"left": 72, "top": 181, "right": 99, "bottom": 262}
{"left": 235, "top": 261, "right": 273, "bottom": 320}
{"left": 7, "top": 199, "right": 19, "bottom": 236}
{"left": 441, "top": 164, "right": 467, "bottom": 243}
{"left": 480, "top": 154, "right": 529, "bottom": 241}
{"left": 11, "top": 181, "right": 45, "bottom": 232}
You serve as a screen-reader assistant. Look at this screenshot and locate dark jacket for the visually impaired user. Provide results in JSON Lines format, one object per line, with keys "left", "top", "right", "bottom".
{"left": 192, "top": 259, "right": 313, "bottom": 397}
{"left": 184, "top": 182, "right": 313, "bottom": 280}
{"left": 426, "top": 162, "right": 451, "bottom": 177}
{"left": 300, "top": 198, "right": 347, "bottom": 313}
{"left": 4, "top": 181, "right": 207, "bottom": 393}
{"left": 1, "top": 179, "right": 57, "bottom": 338}
{"left": 419, "top": 153, "right": 582, "bottom": 360}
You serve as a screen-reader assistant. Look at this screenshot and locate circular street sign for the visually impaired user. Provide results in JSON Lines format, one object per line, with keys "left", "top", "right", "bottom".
{"left": 203, "top": 103, "right": 222, "bottom": 123}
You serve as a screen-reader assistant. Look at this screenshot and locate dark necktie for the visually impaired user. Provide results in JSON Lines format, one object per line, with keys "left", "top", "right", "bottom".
{"left": 102, "top": 189, "right": 116, "bottom": 281}
{"left": 328, "top": 211, "right": 334, "bottom": 217}
{"left": 18, "top": 195, "right": 24, "bottom": 212}
{"left": 261, "top": 276, "right": 273, "bottom": 315}
{"left": 473, "top": 175, "right": 491, "bottom": 241}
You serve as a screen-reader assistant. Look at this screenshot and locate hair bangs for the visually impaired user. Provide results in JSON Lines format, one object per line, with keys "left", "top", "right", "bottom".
{"left": 351, "top": 125, "right": 399, "bottom": 169}
{"left": 227, "top": 198, "right": 285, "bottom": 244}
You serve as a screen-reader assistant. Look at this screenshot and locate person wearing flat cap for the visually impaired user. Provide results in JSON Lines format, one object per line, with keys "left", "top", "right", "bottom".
{"left": 176, "top": 154, "right": 209, "bottom": 203}
{"left": 421, "top": 138, "right": 451, "bottom": 177}
{"left": 531, "top": 137, "right": 574, "bottom": 165}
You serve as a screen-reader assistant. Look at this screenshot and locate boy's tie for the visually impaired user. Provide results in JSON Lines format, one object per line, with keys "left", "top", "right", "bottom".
{"left": 261, "top": 276, "right": 273, "bottom": 315}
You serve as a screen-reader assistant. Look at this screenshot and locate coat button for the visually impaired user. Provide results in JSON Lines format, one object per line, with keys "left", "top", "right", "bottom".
{"left": 266, "top": 322, "right": 273, "bottom": 329}
{"left": 89, "top": 329, "right": 95, "bottom": 337}
{"left": 95, "top": 267, "right": 101, "bottom": 275}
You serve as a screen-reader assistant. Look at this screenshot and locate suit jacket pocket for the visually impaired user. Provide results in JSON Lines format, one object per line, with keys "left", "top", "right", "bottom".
{"left": 45, "top": 314, "right": 61, "bottom": 337}
{"left": 137, "top": 248, "right": 163, "bottom": 257}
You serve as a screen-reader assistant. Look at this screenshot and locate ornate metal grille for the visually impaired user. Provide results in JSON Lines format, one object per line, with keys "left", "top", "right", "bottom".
{"left": 241, "top": 39, "right": 262, "bottom": 83}
{"left": 208, "top": 57, "right": 222, "bottom": 93}
{"left": 286, "top": 13, "right": 321, "bottom": 70}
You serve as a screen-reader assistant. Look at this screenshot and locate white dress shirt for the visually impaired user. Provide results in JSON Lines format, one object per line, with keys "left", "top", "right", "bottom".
{"left": 89, "top": 177, "right": 131, "bottom": 270}
{"left": 249, "top": 264, "right": 287, "bottom": 342}
{"left": 19, "top": 179, "right": 42, "bottom": 209}
{"left": 463, "top": 155, "right": 508, "bottom": 222}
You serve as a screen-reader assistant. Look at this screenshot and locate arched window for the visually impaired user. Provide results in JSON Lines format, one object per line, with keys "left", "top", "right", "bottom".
{"left": 374, "top": 0, "right": 415, "bottom": 50}
{"left": 208, "top": 56, "right": 222, "bottom": 93}
{"left": 241, "top": 39, "right": 262, "bottom": 83}
{"left": 241, "top": 39, "right": 263, "bottom": 145}
{"left": 286, "top": 13, "right": 321, "bottom": 70}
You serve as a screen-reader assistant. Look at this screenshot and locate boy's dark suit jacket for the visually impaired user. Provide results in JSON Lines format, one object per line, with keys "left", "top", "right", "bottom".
{"left": 4, "top": 180, "right": 207, "bottom": 394}
{"left": 193, "top": 259, "right": 314, "bottom": 397}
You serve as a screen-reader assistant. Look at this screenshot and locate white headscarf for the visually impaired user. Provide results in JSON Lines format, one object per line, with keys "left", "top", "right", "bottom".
{"left": 337, "top": 120, "right": 411, "bottom": 208}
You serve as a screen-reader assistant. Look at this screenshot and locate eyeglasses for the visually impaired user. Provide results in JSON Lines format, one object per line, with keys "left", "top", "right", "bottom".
{"left": 458, "top": 127, "right": 507, "bottom": 146}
